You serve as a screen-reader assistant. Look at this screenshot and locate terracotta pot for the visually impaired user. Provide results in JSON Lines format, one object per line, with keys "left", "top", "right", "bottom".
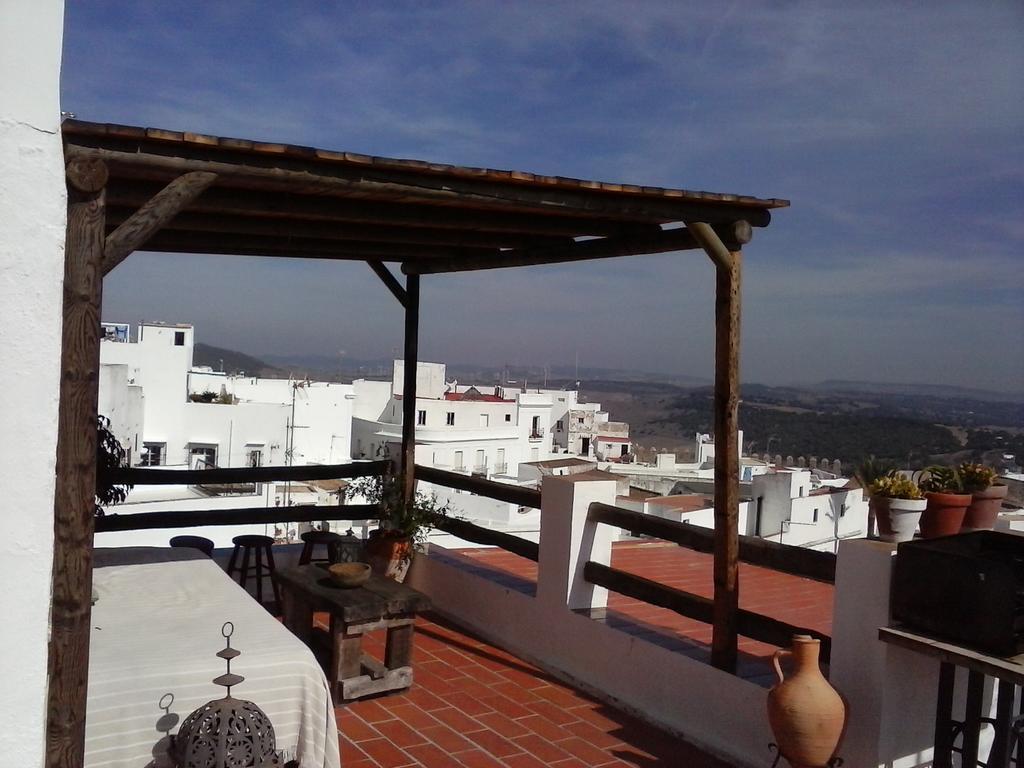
{"left": 920, "top": 492, "right": 971, "bottom": 538}
{"left": 962, "top": 484, "right": 1008, "bottom": 531}
{"left": 767, "top": 635, "right": 846, "bottom": 768}
{"left": 364, "top": 532, "right": 413, "bottom": 582}
{"left": 879, "top": 497, "right": 926, "bottom": 543}
{"left": 870, "top": 495, "right": 892, "bottom": 539}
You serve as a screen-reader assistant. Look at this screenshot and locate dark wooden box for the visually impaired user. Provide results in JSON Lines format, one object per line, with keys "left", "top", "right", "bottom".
{"left": 891, "top": 531, "right": 1024, "bottom": 657}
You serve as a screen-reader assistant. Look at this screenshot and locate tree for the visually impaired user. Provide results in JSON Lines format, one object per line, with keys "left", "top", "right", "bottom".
{"left": 95, "top": 416, "right": 132, "bottom": 516}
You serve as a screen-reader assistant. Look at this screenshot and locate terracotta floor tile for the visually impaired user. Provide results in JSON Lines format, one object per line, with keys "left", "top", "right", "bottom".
{"left": 430, "top": 706, "right": 487, "bottom": 734}
{"left": 463, "top": 727, "right": 523, "bottom": 758}
{"left": 515, "top": 713, "right": 572, "bottom": 743}
{"left": 340, "top": 736, "right": 370, "bottom": 764}
{"left": 556, "top": 735, "right": 622, "bottom": 765}
{"left": 420, "top": 724, "right": 477, "bottom": 754}
{"left": 337, "top": 709, "right": 384, "bottom": 741}
{"left": 452, "top": 749, "right": 506, "bottom": 768}
{"left": 358, "top": 736, "right": 417, "bottom": 768}
{"left": 472, "top": 711, "right": 531, "bottom": 738}
{"left": 403, "top": 741, "right": 464, "bottom": 768}
{"left": 374, "top": 717, "right": 431, "bottom": 749}
{"left": 511, "top": 733, "right": 573, "bottom": 763}
{"left": 500, "top": 754, "right": 548, "bottom": 768}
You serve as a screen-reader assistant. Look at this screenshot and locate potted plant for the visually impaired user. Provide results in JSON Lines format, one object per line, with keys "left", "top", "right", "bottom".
{"left": 959, "top": 462, "right": 1006, "bottom": 531}
{"left": 917, "top": 466, "right": 971, "bottom": 538}
{"left": 854, "top": 457, "right": 896, "bottom": 539}
{"left": 869, "top": 474, "right": 926, "bottom": 543}
{"left": 344, "top": 473, "right": 451, "bottom": 582}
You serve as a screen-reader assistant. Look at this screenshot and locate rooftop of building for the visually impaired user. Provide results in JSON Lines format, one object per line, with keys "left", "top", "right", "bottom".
{"left": 644, "top": 494, "right": 712, "bottom": 512}
{"left": 521, "top": 458, "right": 596, "bottom": 470}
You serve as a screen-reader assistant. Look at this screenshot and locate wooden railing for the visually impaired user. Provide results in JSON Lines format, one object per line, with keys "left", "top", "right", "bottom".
{"left": 415, "top": 464, "right": 540, "bottom": 562}
{"left": 588, "top": 502, "right": 836, "bottom": 584}
{"left": 584, "top": 502, "right": 835, "bottom": 662}
{"left": 94, "top": 460, "right": 390, "bottom": 532}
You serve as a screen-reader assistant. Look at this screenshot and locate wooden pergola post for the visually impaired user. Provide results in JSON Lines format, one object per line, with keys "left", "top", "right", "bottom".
{"left": 400, "top": 273, "right": 421, "bottom": 507}
{"left": 46, "top": 157, "right": 108, "bottom": 768}
{"left": 689, "top": 222, "right": 742, "bottom": 673}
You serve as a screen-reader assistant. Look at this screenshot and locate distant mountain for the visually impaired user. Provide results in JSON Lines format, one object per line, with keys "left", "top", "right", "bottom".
{"left": 193, "top": 343, "right": 281, "bottom": 376}
{"left": 814, "top": 379, "right": 1024, "bottom": 403}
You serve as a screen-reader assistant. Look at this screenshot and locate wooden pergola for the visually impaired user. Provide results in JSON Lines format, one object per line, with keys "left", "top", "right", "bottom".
{"left": 50, "top": 120, "right": 787, "bottom": 766}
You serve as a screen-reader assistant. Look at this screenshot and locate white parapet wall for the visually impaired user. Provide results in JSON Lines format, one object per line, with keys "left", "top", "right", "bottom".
{"left": 409, "top": 475, "right": 773, "bottom": 767}
{"left": 0, "top": 2, "right": 67, "bottom": 765}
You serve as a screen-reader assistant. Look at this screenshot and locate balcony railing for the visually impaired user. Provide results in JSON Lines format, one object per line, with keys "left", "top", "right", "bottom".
{"left": 493, "top": 462, "right": 508, "bottom": 475}
{"left": 471, "top": 464, "right": 488, "bottom": 475}
{"left": 529, "top": 428, "right": 545, "bottom": 440}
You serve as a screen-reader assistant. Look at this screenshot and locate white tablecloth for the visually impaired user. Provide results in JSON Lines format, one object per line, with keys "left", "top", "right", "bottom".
{"left": 86, "top": 557, "right": 341, "bottom": 768}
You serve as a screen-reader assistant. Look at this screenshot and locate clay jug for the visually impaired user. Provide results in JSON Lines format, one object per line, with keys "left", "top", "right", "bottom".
{"left": 767, "top": 635, "right": 845, "bottom": 768}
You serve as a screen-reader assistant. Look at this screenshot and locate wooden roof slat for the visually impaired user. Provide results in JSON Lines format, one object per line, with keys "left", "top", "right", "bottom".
{"left": 104, "top": 207, "right": 573, "bottom": 250}
{"left": 105, "top": 181, "right": 663, "bottom": 238}
{"left": 63, "top": 120, "right": 788, "bottom": 209}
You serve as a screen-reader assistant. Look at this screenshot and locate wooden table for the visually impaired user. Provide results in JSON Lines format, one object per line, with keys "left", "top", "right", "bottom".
{"left": 276, "top": 565, "right": 431, "bottom": 701}
{"left": 879, "top": 625, "right": 1024, "bottom": 767}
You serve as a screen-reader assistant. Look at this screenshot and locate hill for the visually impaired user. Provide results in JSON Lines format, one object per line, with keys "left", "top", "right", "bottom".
{"left": 193, "top": 343, "right": 282, "bottom": 377}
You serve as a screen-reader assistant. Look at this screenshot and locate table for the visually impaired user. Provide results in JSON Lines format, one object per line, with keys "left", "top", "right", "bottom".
{"left": 88, "top": 549, "right": 341, "bottom": 768}
{"left": 879, "top": 625, "right": 1024, "bottom": 767}
{"left": 275, "top": 565, "right": 431, "bottom": 701}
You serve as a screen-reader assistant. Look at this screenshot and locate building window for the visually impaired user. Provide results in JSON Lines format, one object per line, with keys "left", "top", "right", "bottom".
{"left": 417, "top": 410, "right": 426, "bottom": 426}
{"left": 453, "top": 450, "right": 464, "bottom": 469}
{"left": 840, "top": 503, "right": 846, "bottom": 518}
{"left": 188, "top": 444, "right": 217, "bottom": 469}
{"left": 246, "top": 447, "right": 263, "bottom": 468}
{"left": 578, "top": 417, "right": 584, "bottom": 424}
{"left": 479, "top": 413, "right": 489, "bottom": 427}
{"left": 446, "top": 412, "right": 455, "bottom": 426}
{"left": 505, "top": 414, "right": 511, "bottom": 422}
{"left": 174, "top": 331, "right": 185, "bottom": 346}
{"left": 141, "top": 442, "right": 165, "bottom": 466}
{"left": 812, "top": 508, "right": 819, "bottom": 523}
{"left": 475, "top": 449, "right": 486, "bottom": 471}
{"left": 556, "top": 419, "right": 564, "bottom": 431}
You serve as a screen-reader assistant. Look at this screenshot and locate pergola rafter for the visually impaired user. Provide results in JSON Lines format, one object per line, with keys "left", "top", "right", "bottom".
{"left": 47, "top": 119, "right": 788, "bottom": 768}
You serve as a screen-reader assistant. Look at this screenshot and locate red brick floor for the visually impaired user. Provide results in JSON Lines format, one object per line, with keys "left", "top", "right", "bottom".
{"left": 333, "top": 613, "right": 734, "bottom": 768}
{"left": 451, "top": 540, "right": 834, "bottom": 683}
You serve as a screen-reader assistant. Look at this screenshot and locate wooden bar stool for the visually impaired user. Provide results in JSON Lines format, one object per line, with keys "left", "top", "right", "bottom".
{"left": 169, "top": 535, "right": 215, "bottom": 558}
{"left": 298, "top": 530, "right": 344, "bottom": 565}
{"left": 226, "top": 534, "right": 280, "bottom": 606}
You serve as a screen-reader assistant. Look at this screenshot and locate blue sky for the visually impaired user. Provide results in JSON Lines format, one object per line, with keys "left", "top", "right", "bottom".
{"left": 62, "top": 2, "right": 1023, "bottom": 391}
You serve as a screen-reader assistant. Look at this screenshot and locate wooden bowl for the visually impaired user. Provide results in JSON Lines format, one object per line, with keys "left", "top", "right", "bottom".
{"left": 328, "top": 562, "right": 371, "bottom": 588}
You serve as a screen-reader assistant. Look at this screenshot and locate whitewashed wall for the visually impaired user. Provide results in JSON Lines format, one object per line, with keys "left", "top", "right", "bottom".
{"left": 0, "top": 2, "right": 66, "bottom": 764}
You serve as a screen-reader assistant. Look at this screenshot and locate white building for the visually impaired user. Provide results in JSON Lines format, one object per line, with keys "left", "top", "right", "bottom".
{"left": 351, "top": 360, "right": 554, "bottom": 479}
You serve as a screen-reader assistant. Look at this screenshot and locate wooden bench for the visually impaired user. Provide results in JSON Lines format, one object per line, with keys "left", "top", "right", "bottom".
{"left": 275, "top": 565, "right": 431, "bottom": 701}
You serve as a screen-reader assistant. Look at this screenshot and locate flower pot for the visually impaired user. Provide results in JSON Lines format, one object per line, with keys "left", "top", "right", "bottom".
{"left": 767, "top": 635, "right": 846, "bottom": 768}
{"left": 920, "top": 492, "right": 971, "bottom": 538}
{"left": 962, "top": 484, "right": 1008, "bottom": 532}
{"left": 879, "top": 498, "right": 926, "bottom": 543}
{"left": 870, "top": 495, "right": 891, "bottom": 539}
{"left": 364, "top": 532, "right": 413, "bottom": 582}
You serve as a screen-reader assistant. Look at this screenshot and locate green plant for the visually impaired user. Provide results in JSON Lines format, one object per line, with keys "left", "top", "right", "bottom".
{"left": 958, "top": 462, "right": 997, "bottom": 493}
{"left": 95, "top": 416, "right": 133, "bottom": 516}
{"left": 869, "top": 474, "right": 923, "bottom": 500}
{"left": 189, "top": 390, "right": 218, "bottom": 403}
{"left": 344, "top": 473, "right": 452, "bottom": 546}
{"left": 917, "top": 465, "right": 964, "bottom": 494}
{"left": 853, "top": 456, "right": 896, "bottom": 493}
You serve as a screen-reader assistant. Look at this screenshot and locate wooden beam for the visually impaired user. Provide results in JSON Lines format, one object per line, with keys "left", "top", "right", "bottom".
{"left": 587, "top": 503, "right": 836, "bottom": 583}
{"left": 94, "top": 504, "right": 382, "bottom": 532}
{"left": 401, "top": 275, "right": 420, "bottom": 507}
{"left": 102, "top": 459, "right": 390, "bottom": 487}
{"left": 711, "top": 241, "right": 742, "bottom": 673}
{"left": 434, "top": 517, "right": 540, "bottom": 562}
{"left": 106, "top": 181, "right": 668, "bottom": 238}
{"left": 136, "top": 230, "right": 496, "bottom": 262}
{"left": 46, "top": 157, "right": 107, "bottom": 768}
{"left": 102, "top": 172, "right": 217, "bottom": 274}
{"left": 686, "top": 220, "right": 738, "bottom": 271}
{"left": 65, "top": 144, "right": 775, "bottom": 226}
{"left": 582, "top": 562, "right": 831, "bottom": 662}
{"left": 402, "top": 222, "right": 751, "bottom": 275}
{"left": 105, "top": 207, "right": 572, "bottom": 250}
{"left": 415, "top": 464, "right": 543, "bottom": 509}
{"left": 367, "top": 261, "right": 407, "bottom": 307}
